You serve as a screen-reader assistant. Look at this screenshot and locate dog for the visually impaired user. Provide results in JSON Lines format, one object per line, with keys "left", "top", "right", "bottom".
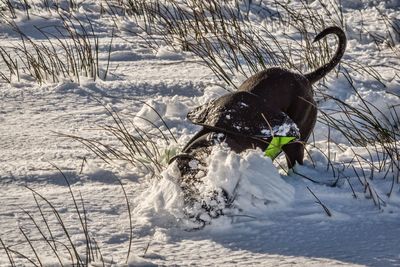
{"left": 170, "top": 26, "right": 346, "bottom": 222}
{"left": 178, "top": 26, "right": 346, "bottom": 168}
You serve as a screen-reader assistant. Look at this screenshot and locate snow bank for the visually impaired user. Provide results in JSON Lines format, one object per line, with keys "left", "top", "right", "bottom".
{"left": 134, "top": 145, "right": 294, "bottom": 228}
{"left": 133, "top": 96, "right": 189, "bottom": 128}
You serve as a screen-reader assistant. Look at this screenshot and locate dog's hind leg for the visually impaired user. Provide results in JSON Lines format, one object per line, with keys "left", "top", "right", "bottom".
{"left": 282, "top": 142, "right": 305, "bottom": 169}
{"left": 284, "top": 97, "right": 317, "bottom": 168}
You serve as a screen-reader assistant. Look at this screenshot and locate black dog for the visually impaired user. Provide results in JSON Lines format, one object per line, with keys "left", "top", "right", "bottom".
{"left": 177, "top": 26, "right": 346, "bottom": 168}
{"left": 171, "top": 27, "right": 346, "bottom": 221}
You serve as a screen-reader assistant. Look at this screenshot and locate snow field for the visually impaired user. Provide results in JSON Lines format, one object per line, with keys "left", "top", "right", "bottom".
{"left": 1, "top": 0, "right": 400, "bottom": 266}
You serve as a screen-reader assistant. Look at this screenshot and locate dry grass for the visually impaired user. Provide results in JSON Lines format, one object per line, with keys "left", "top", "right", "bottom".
{"left": 0, "top": 4, "right": 113, "bottom": 83}
{"left": 1, "top": 0, "right": 399, "bottom": 219}
{"left": 0, "top": 167, "right": 135, "bottom": 266}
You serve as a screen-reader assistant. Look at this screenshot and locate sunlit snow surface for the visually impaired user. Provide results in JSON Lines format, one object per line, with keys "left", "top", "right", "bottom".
{"left": 1, "top": 0, "right": 400, "bottom": 266}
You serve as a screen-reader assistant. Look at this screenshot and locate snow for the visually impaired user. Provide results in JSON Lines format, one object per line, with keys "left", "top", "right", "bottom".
{"left": 260, "top": 122, "right": 300, "bottom": 137}
{"left": 1, "top": 0, "right": 400, "bottom": 266}
{"left": 134, "top": 147, "right": 295, "bottom": 229}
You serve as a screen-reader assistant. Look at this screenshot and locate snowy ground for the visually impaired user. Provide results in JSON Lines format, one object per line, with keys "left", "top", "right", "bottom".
{"left": 1, "top": 0, "right": 400, "bottom": 266}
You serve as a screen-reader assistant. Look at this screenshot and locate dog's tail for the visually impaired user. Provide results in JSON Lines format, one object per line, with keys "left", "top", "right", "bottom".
{"left": 305, "top": 26, "right": 347, "bottom": 84}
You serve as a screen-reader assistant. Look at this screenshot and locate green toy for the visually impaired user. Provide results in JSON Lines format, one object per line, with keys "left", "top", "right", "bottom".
{"left": 264, "top": 136, "right": 296, "bottom": 159}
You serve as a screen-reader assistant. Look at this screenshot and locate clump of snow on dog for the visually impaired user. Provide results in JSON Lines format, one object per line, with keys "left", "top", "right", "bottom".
{"left": 134, "top": 145, "right": 294, "bottom": 228}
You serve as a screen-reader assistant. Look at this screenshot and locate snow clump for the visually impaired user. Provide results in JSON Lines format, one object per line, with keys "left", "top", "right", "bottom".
{"left": 134, "top": 145, "right": 294, "bottom": 228}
